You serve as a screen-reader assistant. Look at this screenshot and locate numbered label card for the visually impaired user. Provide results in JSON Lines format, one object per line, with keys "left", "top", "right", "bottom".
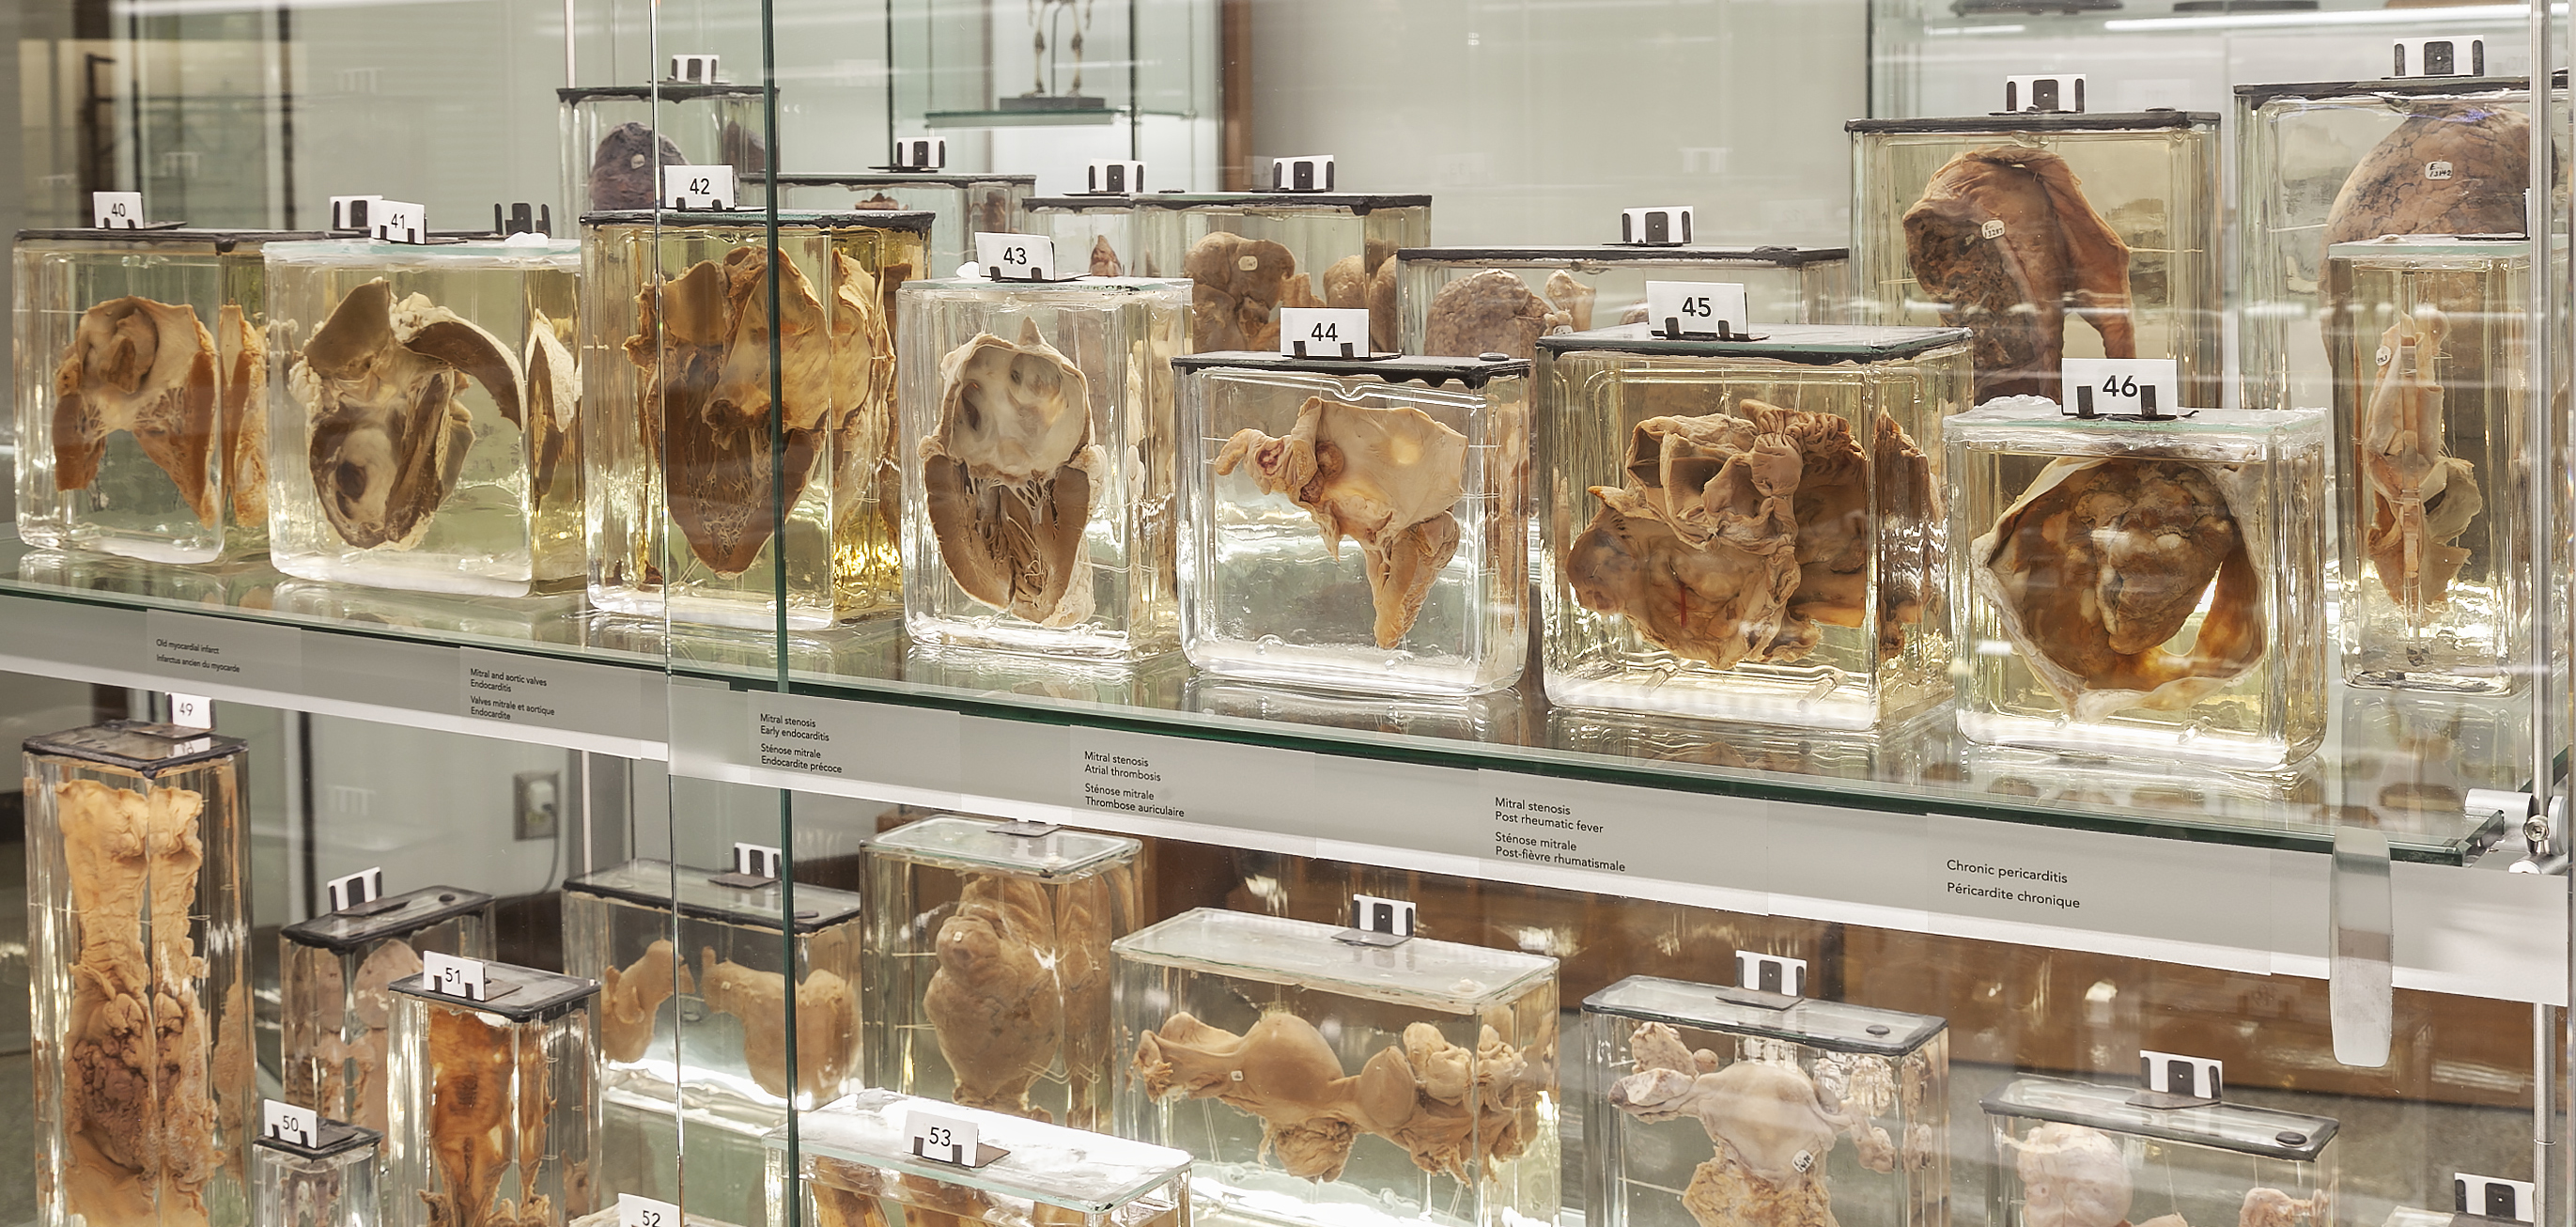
{"left": 908, "top": 1110, "right": 984, "bottom": 1166}
{"left": 423, "top": 951, "right": 488, "bottom": 1002}
{"left": 262, "top": 1099, "right": 319, "bottom": 1148}
{"left": 2062, "top": 357, "right": 2180, "bottom": 417}
{"left": 368, "top": 201, "right": 427, "bottom": 245}
{"left": 327, "top": 866, "right": 385, "bottom": 912}
{"left": 620, "top": 1194, "right": 681, "bottom": 1227}
{"left": 1280, "top": 307, "right": 1372, "bottom": 358}
{"left": 975, "top": 232, "right": 1058, "bottom": 282}
{"left": 662, "top": 165, "right": 737, "bottom": 210}
{"left": 93, "top": 192, "right": 144, "bottom": 229}
{"left": 166, "top": 693, "right": 212, "bottom": 729}
{"left": 1644, "top": 281, "right": 1748, "bottom": 339}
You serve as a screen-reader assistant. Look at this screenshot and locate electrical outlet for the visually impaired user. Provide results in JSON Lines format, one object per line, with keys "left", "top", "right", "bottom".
{"left": 514, "top": 770, "right": 560, "bottom": 841}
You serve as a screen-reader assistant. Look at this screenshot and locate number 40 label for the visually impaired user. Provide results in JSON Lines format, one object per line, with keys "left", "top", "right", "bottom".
{"left": 2062, "top": 357, "right": 2180, "bottom": 417}
{"left": 975, "top": 232, "right": 1058, "bottom": 282}
{"left": 620, "top": 1193, "right": 680, "bottom": 1227}
{"left": 1280, "top": 307, "right": 1372, "bottom": 358}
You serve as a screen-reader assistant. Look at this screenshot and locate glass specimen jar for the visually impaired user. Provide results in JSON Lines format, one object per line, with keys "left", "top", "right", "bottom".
{"left": 386, "top": 960, "right": 601, "bottom": 1227}
{"left": 1175, "top": 351, "right": 1531, "bottom": 695}
{"left": 1536, "top": 322, "right": 1974, "bottom": 728}
{"left": 1947, "top": 399, "right": 2330, "bottom": 769}
{"left": 770, "top": 1089, "right": 1193, "bottom": 1227}
{"left": 1136, "top": 193, "right": 1433, "bottom": 354}
{"left": 263, "top": 235, "right": 583, "bottom": 596}
{"left": 862, "top": 815, "right": 1142, "bottom": 1130}
{"left": 1984, "top": 1078, "right": 2336, "bottom": 1227}
{"left": 2235, "top": 70, "right": 2548, "bottom": 412}
{"left": 26, "top": 720, "right": 255, "bottom": 1227}
{"left": 252, "top": 1118, "right": 381, "bottom": 1227}
{"left": 557, "top": 83, "right": 770, "bottom": 214}
{"left": 768, "top": 172, "right": 1037, "bottom": 272}
{"left": 1113, "top": 908, "right": 1560, "bottom": 1227}
{"left": 897, "top": 275, "right": 1190, "bottom": 659}
{"left": 1394, "top": 244, "right": 1849, "bottom": 358}
{"left": 282, "top": 884, "right": 498, "bottom": 1133}
{"left": 1028, "top": 194, "right": 1163, "bottom": 279}
{"left": 1583, "top": 974, "right": 1949, "bottom": 1227}
{"left": 581, "top": 210, "right": 931, "bottom": 628}
{"left": 1848, "top": 109, "right": 2221, "bottom": 408}
{"left": 16, "top": 227, "right": 319, "bottom": 562}
{"left": 2323, "top": 235, "right": 2533, "bottom": 693}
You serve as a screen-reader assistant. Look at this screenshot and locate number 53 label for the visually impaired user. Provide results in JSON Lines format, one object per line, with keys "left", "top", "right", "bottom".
{"left": 908, "top": 1109, "right": 999, "bottom": 1166}
{"left": 1279, "top": 307, "right": 1372, "bottom": 358}
{"left": 2062, "top": 357, "right": 2180, "bottom": 417}
{"left": 1644, "top": 281, "right": 1747, "bottom": 340}
{"left": 975, "top": 232, "right": 1058, "bottom": 282}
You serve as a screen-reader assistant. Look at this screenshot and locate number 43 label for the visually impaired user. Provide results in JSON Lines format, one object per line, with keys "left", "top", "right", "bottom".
{"left": 1280, "top": 307, "right": 1372, "bottom": 358}
{"left": 975, "top": 232, "right": 1058, "bottom": 282}
{"left": 2062, "top": 357, "right": 2180, "bottom": 417}
{"left": 1644, "top": 281, "right": 1748, "bottom": 339}
{"left": 619, "top": 1193, "right": 680, "bottom": 1227}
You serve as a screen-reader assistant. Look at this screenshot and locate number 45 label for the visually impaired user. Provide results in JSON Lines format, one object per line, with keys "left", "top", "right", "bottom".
{"left": 2062, "top": 357, "right": 2180, "bottom": 417}
{"left": 1644, "top": 281, "right": 1748, "bottom": 340}
{"left": 1280, "top": 307, "right": 1372, "bottom": 358}
{"left": 975, "top": 232, "right": 1058, "bottom": 282}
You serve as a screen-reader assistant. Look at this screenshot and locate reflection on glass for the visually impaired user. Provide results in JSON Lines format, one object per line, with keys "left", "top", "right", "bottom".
{"left": 1396, "top": 246, "right": 1847, "bottom": 358}
{"left": 282, "top": 885, "right": 497, "bottom": 1134}
{"left": 771, "top": 1089, "right": 1193, "bottom": 1227}
{"left": 1982, "top": 1079, "right": 2335, "bottom": 1227}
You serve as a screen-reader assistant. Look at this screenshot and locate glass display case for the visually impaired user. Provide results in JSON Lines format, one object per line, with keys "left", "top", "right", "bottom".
{"left": 1849, "top": 106, "right": 2221, "bottom": 409}
{"left": 772, "top": 1089, "right": 1193, "bottom": 1227}
{"left": 1029, "top": 194, "right": 1163, "bottom": 279}
{"left": 262, "top": 236, "right": 583, "bottom": 597}
{"left": 386, "top": 961, "right": 601, "bottom": 1227}
{"left": 1139, "top": 194, "right": 1433, "bottom": 353}
{"left": 862, "top": 815, "right": 1142, "bottom": 1129}
{"left": 1114, "top": 908, "right": 1560, "bottom": 1227}
{"left": 25, "top": 720, "right": 255, "bottom": 1227}
{"left": 281, "top": 884, "right": 497, "bottom": 1132}
{"left": 1583, "top": 975, "right": 1948, "bottom": 1227}
{"left": 1394, "top": 246, "right": 1849, "bottom": 358}
{"left": 897, "top": 274, "right": 1189, "bottom": 659}
{"left": 580, "top": 210, "right": 931, "bottom": 629}
{"left": 1537, "top": 323, "right": 1973, "bottom": 728}
{"left": 2323, "top": 235, "right": 2532, "bottom": 693}
{"left": 1983, "top": 1078, "right": 2336, "bottom": 1227}
{"left": 558, "top": 84, "right": 771, "bottom": 216}
{"left": 15, "top": 228, "right": 317, "bottom": 563}
{"left": 768, "top": 174, "right": 1036, "bottom": 274}
{"left": 1175, "top": 351, "right": 1530, "bottom": 695}
{"left": 252, "top": 1118, "right": 381, "bottom": 1227}
{"left": 1947, "top": 399, "right": 2330, "bottom": 769}
{"left": 2235, "top": 70, "right": 2547, "bottom": 414}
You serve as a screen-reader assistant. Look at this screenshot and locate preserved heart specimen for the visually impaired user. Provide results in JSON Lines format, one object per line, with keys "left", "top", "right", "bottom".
{"left": 524, "top": 312, "right": 579, "bottom": 493}
{"left": 1971, "top": 456, "right": 2265, "bottom": 720}
{"left": 1904, "top": 148, "right": 2134, "bottom": 401}
{"left": 2323, "top": 105, "right": 2529, "bottom": 247}
{"left": 598, "top": 939, "right": 683, "bottom": 1064}
{"left": 588, "top": 122, "right": 686, "bottom": 211}
{"left": 1186, "top": 232, "right": 1322, "bottom": 350}
{"left": 2012, "top": 1124, "right": 2133, "bottom": 1227}
{"left": 698, "top": 949, "right": 861, "bottom": 1102}
{"left": 924, "top": 875, "right": 1063, "bottom": 1119}
{"left": 920, "top": 318, "right": 1105, "bottom": 626}
{"left": 1090, "top": 236, "right": 1123, "bottom": 277}
{"left": 216, "top": 303, "right": 269, "bottom": 524}
{"left": 2359, "top": 311, "right": 2481, "bottom": 621}
{"left": 1420, "top": 269, "right": 1593, "bottom": 360}
{"left": 1607, "top": 1022, "right": 1895, "bottom": 1227}
{"left": 53, "top": 297, "right": 220, "bottom": 523}
{"left": 1215, "top": 395, "right": 1468, "bottom": 646}
{"left": 292, "top": 278, "right": 523, "bottom": 550}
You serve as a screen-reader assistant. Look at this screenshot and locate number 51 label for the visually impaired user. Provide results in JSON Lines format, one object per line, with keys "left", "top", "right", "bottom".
{"left": 1280, "top": 307, "right": 1371, "bottom": 358}
{"left": 2062, "top": 357, "right": 2180, "bottom": 417}
{"left": 975, "top": 232, "right": 1058, "bottom": 282}
{"left": 422, "top": 951, "right": 488, "bottom": 1002}
{"left": 1644, "top": 281, "right": 1747, "bottom": 340}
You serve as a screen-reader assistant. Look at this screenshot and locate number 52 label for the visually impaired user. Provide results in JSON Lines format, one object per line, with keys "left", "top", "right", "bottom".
{"left": 620, "top": 1193, "right": 680, "bottom": 1227}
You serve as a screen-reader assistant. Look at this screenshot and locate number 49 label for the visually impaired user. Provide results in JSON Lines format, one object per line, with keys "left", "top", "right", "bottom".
{"left": 620, "top": 1193, "right": 680, "bottom": 1227}
{"left": 975, "top": 232, "right": 1058, "bottom": 282}
{"left": 423, "top": 951, "right": 488, "bottom": 1002}
{"left": 1280, "top": 307, "right": 1372, "bottom": 358}
{"left": 1644, "top": 281, "right": 1748, "bottom": 339}
{"left": 2062, "top": 357, "right": 2180, "bottom": 417}
{"left": 908, "top": 1109, "right": 985, "bottom": 1166}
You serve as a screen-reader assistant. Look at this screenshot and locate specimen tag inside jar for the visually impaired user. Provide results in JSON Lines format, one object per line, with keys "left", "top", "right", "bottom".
{"left": 662, "top": 165, "right": 736, "bottom": 210}
{"left": 976, "top": 232, "right": 1059, "bottom": 281}
{"left": 1280, "top": 307, "right": 1372, "bottom": 358}
{"left": 327, "top": 866, "right": 385, "bottom": 912}
{"left": 167, "top": 692, "right": 212, "bottom": 728}
{"left": 908, "top": 1110, "right": 1006, "bottom": 1166}
{"left": 262, "top": 1099, "right": 319, "bottom": 1147}
{"left": 1644, "top": 281, "right": 1749, "bottom": 340}
{"left": 621, "top": 1193, "right": 681, "bottom": 1227}
{"left": 92, "top": 192, "right": 144, "bottom": 229}
{"left": 423, "top": 952, "right": 489, "bottom": 1002}
{"left": 2062, "top": 357, "right": 2180, "bottom": 419}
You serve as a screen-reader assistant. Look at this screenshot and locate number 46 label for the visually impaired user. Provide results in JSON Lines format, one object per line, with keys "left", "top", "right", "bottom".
{"left": 1280, "top": 307, "right": 1372, "bottom": 358}
{"left": 2062, "top": 357, "right": 2180, "bottom": 417}
{"left": 975, "top": 233, "right": 1058, "bottom": 282}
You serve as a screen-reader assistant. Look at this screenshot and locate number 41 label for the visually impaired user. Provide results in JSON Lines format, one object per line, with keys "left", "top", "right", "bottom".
{"left": 1644, "top": 281, "right": 1748, "bottom": 340}
{"left": 620, "top": 1193, "right": 680, "bottom": 1227}
{"left": 2062, "top": 357, "right": 2180, "bottom": 417}
{"left": 1280, "top": 307, "right": 1372, "bottom": 358}
{"left": 975, "top": 232, "right": 1058, "bottom": 282}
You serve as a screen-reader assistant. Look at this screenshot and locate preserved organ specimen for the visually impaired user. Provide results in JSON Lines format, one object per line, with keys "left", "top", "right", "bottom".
{"left": 2322, "top": 106, "right": 2529, "bottom": 248}
{"left": 1187, "top": 232, "right": 1319, "bottom": 350}
{"left": 1421, "top": 269, "right": 1594, "bottom": 359}
{"left": 920, "top": 318, "right": 1105, "bottom": 627}
{"left": 924, "top": 876, "right": 1063, "bottom": 1119}
{"left": 597, "top": 939, "right": 683, "bottom": 1064}
{"left": 588, "top": 123, "right": 686, "bottom": 212}
{"left": 53, "top": 297, "right": 220, "bottom": 523}
{"left": 2358, "top": 311, "right": 2481, "bottom": 620}
{"left": 698, "top": 949, "right": 859, "bottom": 1102}
{"left": 1904, "top": 149, "right": 2134, "bottom": 401}
{"left": 1607, "top": 1021, "right": 1895, "bottom": 1227}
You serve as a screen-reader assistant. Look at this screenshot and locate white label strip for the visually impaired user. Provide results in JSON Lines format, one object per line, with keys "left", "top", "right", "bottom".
{"left": 167, "top": 692, "right": 213, "bottom": 728}
{"left": 974, "top": 232, "right": 1058, "bottom": 281}
{"left": 1644, "top": 280, "right": 1748, "bottom": 338}
{"left": 142, "top": 610, "right": 304, "bottom": 692}
{"left": 907, "top": 1110, "right": 984, "bottom": 1166}
{"left": 456, "top": 646, "right": 655, "bottom": 737}
{"left": 422, "top": 951, "right": 488, "bottom": 1002}
{"left": 1279, "top": 307, "right": 1372, "bottom": 358}
{"left": 2062, "top": 357, "right": 2181, "bottom": 416}
{"left": 663, "top": 164, "right": 737, "bottom": 210}
{"left": 261, "top": 1099, "right": 319, "bottom": 1147}
{"left": 93, "top": 192, "right": 144, "bottom": 229}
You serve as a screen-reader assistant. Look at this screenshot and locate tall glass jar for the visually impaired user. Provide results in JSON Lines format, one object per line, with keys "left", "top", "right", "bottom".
{"left": 281, "top": 885, "right": 497, "bottom": 1133}
{"left": 1395, "top": 245, "right": 1848, "bottom": 357}
{"left": 251, "top": 1120, "right": 380, "bottom": 1227}
{"left": 385, "top": 962, "right": 600, "bottom": 1227}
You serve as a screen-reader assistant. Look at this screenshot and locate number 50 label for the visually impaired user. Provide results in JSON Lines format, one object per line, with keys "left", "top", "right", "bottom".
{"left": 975, "top": 232, "right": 1058, "bottom": 282}
{"left": 2061, "top": 357, "right": 2180, "bottom": 417}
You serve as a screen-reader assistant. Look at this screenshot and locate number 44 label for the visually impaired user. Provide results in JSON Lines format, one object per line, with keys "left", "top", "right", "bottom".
{"left": 2062, "top": 357, "right": 2180, "bottom": 417}
{"left": 1280, "top": 307, "right": 1372, "bottom": 358}
{"left": 975, "top": 232, "right": 1058, "bottom": 282}
{"left": 1644, "top": 281, "right": 1748, "bottom": 340}
{"left": 620, "top": 1193, "right": 681, "bottom": 1227}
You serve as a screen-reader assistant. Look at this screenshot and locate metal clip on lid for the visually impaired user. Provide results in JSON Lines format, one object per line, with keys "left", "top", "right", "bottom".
{"left": 2002, "top": 73, "right": 2087, "bottom": 116}
{"left": 2127, "top": 1049, "right": 2223, "bottom": 1110}
{"left": 1335, "top": 893, "right": 1416, "bottom": 947}
{"left": 494, "top": 203, "right": 552, "bottom": 238}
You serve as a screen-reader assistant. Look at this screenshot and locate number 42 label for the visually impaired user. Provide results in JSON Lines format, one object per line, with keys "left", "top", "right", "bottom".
{"left": 2061, "top": 357, "right": 2180, "bottom": 417}
{"left": 975, "top": 232, "right": 1058, "bottom": 282}
{"left": 1279, "top": 307, "right": 1372, "bottom": 358}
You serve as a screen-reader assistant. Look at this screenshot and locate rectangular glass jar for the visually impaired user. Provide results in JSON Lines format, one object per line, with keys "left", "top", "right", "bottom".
{"left": 769, "top": 1089, "right": 1192, "bottom": 1227}
{"left": 1136, "top": 193, "right": 1433, "bottom": 354}
{"left": 1583, "top": 975, "right": 1949, "bottom": 1227}
{"left": 1947, "top": 402, "right": 2330, "bottom": 769}
{"left": 898, "top": 276, "right": 1190, "bottom": 659}
{"left": 253, "top": 1120, "right": 381, "bottom": 1227}
{"left": 862, "top": 815, "right": 1143, "bottom": 1130}
{"left": 1983, "top": 1078, "right": 2336, "bottom": 1227}
{"left": 264, "top": 237, "right": 583, "bottom": 596}
{"left": 386, "top": 962, "right": 600, "bottom": 1227}
{"left": 769, "top": 173, "right": 1037, "bottom": 272}
{"left": 26, "top": 721, "right": 256, "bottom": 1227}
{"left": 282, "top": 885, "right": 497, "bottom": 1134}
{"left": 1113, "top": 908, "right": 1560, "bottom": 1227}
{"left": 16, "top": 228, "right": 318, "bottom": 562}
{"left": 2323, "top": 236, "right": 2532, "bottom": 692}
{"left": 1536, "top": 323, "right": 1974, "bottom": 728}
{"left": 1029, "top": 195, "right": 1163, "bottom": 279}
{"left": 558, "top": 84, "right": 769, "bottom": 215}
{"left": 1176, "top": 351, "right": 1531, "bottom": 695}
{"left": 2234, "top": 75, "right": 2544, "bottom": 412}
{"left": 582, "top": 210, "right": 931, "bottom": 629}
{"left": 1395, "top": 245, "right": 1849, "bottom": 358}
{"left": 1848, "top": 112, "right": 2221, "bottom": 409}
